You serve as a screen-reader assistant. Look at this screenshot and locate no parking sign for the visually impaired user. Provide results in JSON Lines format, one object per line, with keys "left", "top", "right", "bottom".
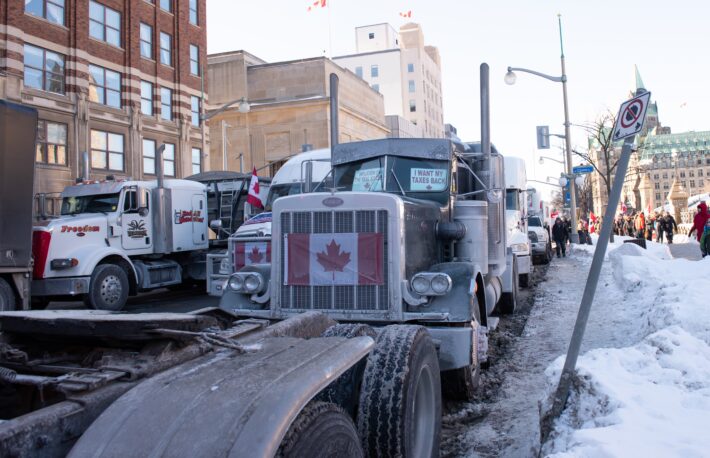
{"left": 613, "top": 92, "right": 651, "bottom": 140}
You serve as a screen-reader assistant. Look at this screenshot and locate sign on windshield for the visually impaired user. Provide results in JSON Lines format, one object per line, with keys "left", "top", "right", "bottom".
{"left": 353, "top": 168, "right": 383, "bottom": 192}
{"left": 410, "top": 168, "right": 448, "bottom": 191}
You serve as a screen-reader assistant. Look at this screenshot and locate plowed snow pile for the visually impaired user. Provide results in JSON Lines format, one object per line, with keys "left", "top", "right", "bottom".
{"left": 541, "top": 241, "right": 710, "bottom": 457}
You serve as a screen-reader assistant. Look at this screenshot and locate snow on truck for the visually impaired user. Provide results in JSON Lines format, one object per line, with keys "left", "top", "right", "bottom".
{"left": 31, "top": 151, "right": 209, "bottom": 311}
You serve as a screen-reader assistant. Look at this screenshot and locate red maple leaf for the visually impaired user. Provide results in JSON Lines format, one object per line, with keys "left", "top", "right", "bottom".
{"left": 248, "top": 246, "right": 264, "bottom": 263}
{"left": 316, "top": 239, "right": 351, "bottom": 274}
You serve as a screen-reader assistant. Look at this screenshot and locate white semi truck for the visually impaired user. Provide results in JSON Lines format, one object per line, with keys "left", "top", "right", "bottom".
{"left": 32, "top": 156, "right": 209, "bottom": 311}
{"left": 503, "top": 156, "right": 532, "bottom": 296}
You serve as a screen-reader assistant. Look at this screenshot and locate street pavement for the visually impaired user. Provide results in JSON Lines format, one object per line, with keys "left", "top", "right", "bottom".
{"left": 48, "top": 286, "right": 219, "bottom": 313}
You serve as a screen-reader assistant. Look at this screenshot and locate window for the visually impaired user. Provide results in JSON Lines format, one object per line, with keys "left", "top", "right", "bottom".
{"left": 140, "top": 81, "right": 153, "bottom": 115}
{"left": 700, "top": 179, "right": 705, "bottom": 187}
{"left": 370, "top": 65, "right": 378, "bottom": 78}
{"left": 407, "top": 63, "right": 414, "bottom": 73}
{"left": 140, "top": 23, "right": 152, "bottom": 59}
{"left": 143, "top": 138, "right": 156, "bottom": 175}
{"left": 355, "top": 66, "right": 363, "bottom": 78}
{"left": 160, "top": 87, "right": 172, "bottom": 120}
{"left": 680, "top": 171, "right": 686, "bottom": 178}
{"left": 36, "top": 120, "right": 67, "bottom": 165}
{"left": 682, "top": 181, "right": 687, "bottom": 188}
{"left": 91, "top": 130, "right": 124, "bottom": 171}
{"left": 663, "top": 172, "right": 668, "bottom": 179}
{"left": 409, "top": 100, "right": 416, "bottom": 112}
{"left": 159, "top": 0, "right": 171, "bottom": 12}
{"left": 25, "top": 0, "right": 64, "bottom": 26}
{"left": 653, "top": 174, "right": 659, "bottom": 179}
{"left": 707, "top": 158, "right": 710, "bottom": 165}
{"left": 656, "top": 193, "right": 661, "bottom": 200}
{"left": 368, "top": 32, "right": 374, "bottom": 39}
{"left": 408, "top": 80, "right": 415, "bottom": 92}
{"left": 690, "top": 170, "right": 695, "bottom": 177}
{"left": 191, "top": 147, "right": 201, "bottom": 175}
{"left": 89, "top": 65, "right": 121, "bottom": 108}
{"left": 663, "top": 183, "right": 669, "bottom": 190}
{"left": 190, "top": 96, "right": 200, "bottom": 126}
{"left": 372, "top": 84, "right": 379, "bottom": 93}
{"left": 159, "top": 32, "right": 172, "bottom": 66}
{"left": 690, "top": 180, "right": 696, "bottom": 188}
{"left": 163, "top": 143, "right": 175, "bottom": 176}
{"left": 189, "top": 44, "right": 199, "bottom": 75}
{"left": 699, "top": 170, "right": 704, "bottom": 177}
{"left": 89, "top": 1, "right": 121, "bottom": 47}
{"left": 654, "top": 183, "right": 660, "bottom": 190}
{"left": 23, "top": 44, "right": 64, "bottom": 94}
{"left": 189, "top": 0, "right": 198, "bottom": 24}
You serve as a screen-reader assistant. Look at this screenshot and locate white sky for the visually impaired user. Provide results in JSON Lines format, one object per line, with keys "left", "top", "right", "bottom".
{"left": 207, "top": 0, "right": 710, "bottom": 192}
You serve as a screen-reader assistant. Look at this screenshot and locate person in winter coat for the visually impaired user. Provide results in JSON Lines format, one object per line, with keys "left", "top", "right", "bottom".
{"left": 552, "top": 218, "right": 568, "bottom": 257}
{"left": 700, "top": 219, "right": 710, "bottom": 258}
{"left": 635, "top": 212, "right": 646, "bottom": 238}
{"left": 661, "top": 212, "right": 678, "bottom": 244}
{"left": 688, "top": 202, "right": 710, "bottom": 242}
{"left": 654, "top": 214, "right": 664, "bottom": 243}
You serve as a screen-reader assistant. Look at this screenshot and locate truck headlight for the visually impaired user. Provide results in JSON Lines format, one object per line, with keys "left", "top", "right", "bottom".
{"left": 228, "top": 274, "right": 244, "bottom": 292}
{"left": 410, "top": 273, "right": 452, "bottom": 296}
{"left": 228, "top": 272, "right": 265, "bottom": 294}
{"left": 219, "top": 257, "right": 231, "bottom": 275}
{"left": 511, "top": 243, "right": 529, "bottom": 254}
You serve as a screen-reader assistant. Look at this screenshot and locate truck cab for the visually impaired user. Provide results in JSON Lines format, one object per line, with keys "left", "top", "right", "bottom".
{"left": 220, "top": 137, "right": 510, "bottom": 400}
{"left": 503, "top": 156, "right": 532, "bottom": 287}
{"left": 32, "top": 179, "right": 208, "bottom": 310}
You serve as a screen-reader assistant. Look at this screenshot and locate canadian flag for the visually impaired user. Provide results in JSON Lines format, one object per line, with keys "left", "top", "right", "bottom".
{"left": 399, "top": 10, "right": 412, "bottom": 18}
{"left": 307, "top": 0, "right": 326, "bottom": 11}
{"left": 247, "top": 166, "right": 263, "bottom": 209}
{"left": 234, "top": 241, "right": 271, "bottom": 271}
{"left": 285, "top": 233, "right": 383, "bottom": 286}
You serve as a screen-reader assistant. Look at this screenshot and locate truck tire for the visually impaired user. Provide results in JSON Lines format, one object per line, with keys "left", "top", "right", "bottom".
{"left": 318, "top": 324, "right": 376, "bottom": 415}
{"left": 86, "top": 264, "right": 129, "bottom": 311}
{"left": 0, "top": 278, "right": 15, "bottom": 311}
{"left": 543, "top": 243, "right": 552, "bottom": 265}
{"left": 441, "top": 297, "right": 481, "bottom": 401}
{"left": 277, "top": 401, "right": 363, "bottom": 458}
{"left": 357, "top": 325, "right": 441, "bottom": 458}
{"left": 498, "top": 259, "right": 518, "bottom": 314}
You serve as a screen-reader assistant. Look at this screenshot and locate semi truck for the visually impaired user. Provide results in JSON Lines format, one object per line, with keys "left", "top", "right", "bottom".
{"left": 31, "top": 149, "right": 211, "bottom": 311}
{"left": 503, "top": 156, "right": 532, "bottom": 290}
{"left": 0, "top": 100, "right": 38, "bottom": 311}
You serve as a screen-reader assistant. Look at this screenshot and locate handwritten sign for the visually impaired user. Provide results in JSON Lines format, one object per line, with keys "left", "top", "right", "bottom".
{"left": 410, "top": 168, "right": 447, "bottom": 191}
{"left": 353, "top": 168, "right": 383, "bottom": 192}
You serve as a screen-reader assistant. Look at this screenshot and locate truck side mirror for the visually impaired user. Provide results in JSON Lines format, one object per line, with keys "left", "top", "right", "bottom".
{"left": 302, "top": 161, "right": 314, "bottom": 193}
{"left": 210, "top": 219, "right": 223, "bottom": 231}
{"left": 137, "top": 187, "right": 148, "bottom": 216}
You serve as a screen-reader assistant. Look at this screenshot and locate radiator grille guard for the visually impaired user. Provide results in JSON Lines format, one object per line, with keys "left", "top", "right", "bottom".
{"left": 279, "top": 210, "right": 389, "bottom": 313}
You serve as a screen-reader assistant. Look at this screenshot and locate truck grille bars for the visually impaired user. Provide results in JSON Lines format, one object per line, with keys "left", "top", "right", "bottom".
{"left": 279, "top": 210, "right": 389, "bottom": 313}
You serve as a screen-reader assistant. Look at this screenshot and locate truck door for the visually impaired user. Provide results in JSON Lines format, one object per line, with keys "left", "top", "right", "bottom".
{"left": 192, "top": 194, "right": 206, "bottom": 245}
{"left": 122, "top": 189, "right": 153, "bottom": 251}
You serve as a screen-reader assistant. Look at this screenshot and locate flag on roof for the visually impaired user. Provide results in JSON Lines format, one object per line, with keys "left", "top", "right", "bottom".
{"left": 247, "top": 166, "right": 264, "bottom": 209}
{"left": 399, "top": 10, "right": 412, "bottom": 18}
{"left": 307, "top": 0, "right": 327, "bottom": 11}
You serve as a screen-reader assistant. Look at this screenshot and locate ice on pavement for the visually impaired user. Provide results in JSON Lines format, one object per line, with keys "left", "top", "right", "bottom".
{"left": 541, "top": 238, "right": 710, "bottom": 457}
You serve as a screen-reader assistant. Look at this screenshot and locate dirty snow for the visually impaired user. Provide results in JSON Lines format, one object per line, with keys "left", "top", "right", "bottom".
{"left": 541, "top": 239, "right": 710, "bottom": 457}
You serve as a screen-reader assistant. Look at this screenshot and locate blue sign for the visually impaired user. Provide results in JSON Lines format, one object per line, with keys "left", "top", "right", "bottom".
{"left": 565, "top": 191, "right": 571, "bottom": 203}
{"left": 573, "top": 165, "right": 594, "bottom": 174}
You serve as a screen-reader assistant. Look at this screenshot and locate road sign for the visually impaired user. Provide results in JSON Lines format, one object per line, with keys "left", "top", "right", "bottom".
{"left": 613, "top": 91, "right": 651, "bottom": 140}
{"left": 572, "top": 165, "right": 594, "bottom": 174}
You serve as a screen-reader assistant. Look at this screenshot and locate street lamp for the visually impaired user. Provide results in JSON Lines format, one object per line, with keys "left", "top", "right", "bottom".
{"left": 505, "top": 14, "right": 579, "bottom": 243}
{"left": 539, "top": 156, "right": 564, "bottom": 165}
{"left": 202, "top": 97, "right": 253, "bottom": 172}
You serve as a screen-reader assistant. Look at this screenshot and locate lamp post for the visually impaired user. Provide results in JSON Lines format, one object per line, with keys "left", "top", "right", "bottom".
{"left": 505, "top": 14, "right": 579, "bottom": 243}
{"left": 202, "top": 97, "right": 252, "bottom": 172}
{"left": 539, "top": 156, "right": 565, "bottom": 165}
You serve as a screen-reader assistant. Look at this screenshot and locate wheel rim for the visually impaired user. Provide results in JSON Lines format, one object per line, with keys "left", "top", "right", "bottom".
{"left": 412, "top": 364, "right": 436, "bottom": 458}
{"left": 100, "top": 274, "right": 122, "bottom": 305}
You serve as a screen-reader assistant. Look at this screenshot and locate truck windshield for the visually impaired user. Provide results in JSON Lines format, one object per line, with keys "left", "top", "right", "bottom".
{"left": 265, "top": 183, "right": 301, "bottom": 210}
{"left": 335, "top": 156, "right": 449, "bottom": 203}
{"left": 528, "top": 216, "right": 542, "bottom": 227}
{"left": 61, "top": 193, "right": 120, "bottom": 215}
{"left": 505, "top": 190, "right": 520, "bottom": 211}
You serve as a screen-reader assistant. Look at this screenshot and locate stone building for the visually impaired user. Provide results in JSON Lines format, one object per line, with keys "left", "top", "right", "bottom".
{"left": 590, "top": 67, "right": 710, "bottom": 215}
{"left": 333, "top": 23, "right": 445, "bottom": 138}
{"left": 206, "top": 51, "right": 389, "bottom": 176}
{"left": 1, "top": 0, "right": 208, "bottom": 214}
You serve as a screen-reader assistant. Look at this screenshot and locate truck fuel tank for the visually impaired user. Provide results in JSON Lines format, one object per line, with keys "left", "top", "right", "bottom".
{"left": 454, "top": 201, "right": 488, "bottom": 274}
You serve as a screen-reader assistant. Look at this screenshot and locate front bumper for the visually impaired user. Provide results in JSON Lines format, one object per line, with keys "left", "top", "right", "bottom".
{"left": 531, "top": 241, "right": 548, "bottom": 256}
{"left": 32, "top": 276, "right": 90, "bottom": 296}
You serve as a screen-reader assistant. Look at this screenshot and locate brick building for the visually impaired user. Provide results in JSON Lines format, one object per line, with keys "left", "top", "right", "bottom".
{"left": 1, "top": 0, "right": 208, "bottom": 214}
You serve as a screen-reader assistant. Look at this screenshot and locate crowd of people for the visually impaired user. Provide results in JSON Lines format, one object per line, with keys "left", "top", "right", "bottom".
{"left": 613, "top": 211, "right": 678, "bottom": 243}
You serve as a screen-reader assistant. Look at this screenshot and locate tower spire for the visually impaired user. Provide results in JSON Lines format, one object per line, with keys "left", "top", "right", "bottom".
{"left": 634, "top": 65, "right": 646, "bottom": 93}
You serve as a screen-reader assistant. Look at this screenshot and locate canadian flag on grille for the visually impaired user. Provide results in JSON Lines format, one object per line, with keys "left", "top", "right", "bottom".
{"left": 285, "top": 233, "right": 383, "bottom": 286}
{"left": 234, "top": 241, "right": 271, "bottom": 270}
{"left": 247, "top": 166, "right": 263, "bottom": 209}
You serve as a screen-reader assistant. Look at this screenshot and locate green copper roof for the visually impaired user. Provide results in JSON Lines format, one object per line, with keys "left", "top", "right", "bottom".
{"left": 640, "top": 131, "right": 710, "bottom": 159}
{"left": 635, "top": 65, "right": 645, "bottom": 91}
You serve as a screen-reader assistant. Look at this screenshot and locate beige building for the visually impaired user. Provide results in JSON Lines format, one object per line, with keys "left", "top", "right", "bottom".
{"left": 206, "top": 51, "right": 389, "bottom": 175}
{"left": 333, "top": 23, "right": 445, "bottom": 138}
{"left": 590, "top": 68, "right": 710, "bottom": 215}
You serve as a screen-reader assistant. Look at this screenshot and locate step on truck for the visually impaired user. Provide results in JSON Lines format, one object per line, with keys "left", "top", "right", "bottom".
{"left": 31, "top": 147, "right": 210, "bottom": 311}
{"left": 0, "top": 100, "right": 37, "bottom": 311}
{"left": 0, "top": 308, "right": 442, "bottom": 457}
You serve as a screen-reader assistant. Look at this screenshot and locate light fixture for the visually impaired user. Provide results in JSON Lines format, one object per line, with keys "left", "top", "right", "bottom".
{"left": 238, "top": 98, "right": 251, "bottom": 114}
{"left": 558, "top": 176, "right": 569, "bottom": 187}
{"left": 504, "top": 70, "right": 517, "bottom": 85}
{"left": 575, "top": 175, "right": 586, "bottom": 187}
{"left": 539, "top": 157, "right": 545, "bottom": 165}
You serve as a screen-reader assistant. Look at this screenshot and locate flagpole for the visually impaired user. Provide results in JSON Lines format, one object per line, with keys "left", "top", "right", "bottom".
{"left": 327, "top": 0, "right": 333, "bottom": 57}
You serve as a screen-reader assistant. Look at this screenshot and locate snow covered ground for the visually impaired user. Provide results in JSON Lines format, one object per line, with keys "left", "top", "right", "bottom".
{"left": 541, "top": 237, "right": 710, "bottom": 457}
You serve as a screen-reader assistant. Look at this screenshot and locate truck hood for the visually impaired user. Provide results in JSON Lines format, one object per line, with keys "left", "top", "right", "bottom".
{"left": 41, "top": 214, "right": 108, "bottom": 233}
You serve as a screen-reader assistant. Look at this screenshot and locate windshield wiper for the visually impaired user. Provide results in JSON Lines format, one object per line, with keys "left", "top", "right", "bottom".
{"left": 389, "top": 158, "right": 407, "bottom": 196}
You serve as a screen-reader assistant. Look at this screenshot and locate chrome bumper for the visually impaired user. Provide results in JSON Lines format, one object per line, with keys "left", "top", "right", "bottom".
{"left": 32, "top": 277, "right": 90, "bottom": 296}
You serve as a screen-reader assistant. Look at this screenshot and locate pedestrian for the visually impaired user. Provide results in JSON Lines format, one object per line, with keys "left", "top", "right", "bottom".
{"left": 661, "top": 211, "right": 678, "bottom": 244}
{"left": 552, "top": 217, "right": 567, "bottom": 258}
{"left": 645, "top": 216, "right": 654, "bottom": 241}
{"left": 688, "top": 202, "right": 709, "bottom": 243}
{"left": 700, "top": 219, "right": 710, "bottom": 258}
{"left": 577, "top": 219, "right": 587, "bottom": 245}
{"left": 635, "top": 212, "right": 646, "bottom": 239}
{"left": 655, "top": 214, "right": 664, "bottom": 243}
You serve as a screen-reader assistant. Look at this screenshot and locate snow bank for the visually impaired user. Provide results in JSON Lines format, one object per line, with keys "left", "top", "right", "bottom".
{"left": 542, "top": 240, "right": 710, "bottom": 457}
{"left": 572, "top": 235, "right": 672, "bottom": 261}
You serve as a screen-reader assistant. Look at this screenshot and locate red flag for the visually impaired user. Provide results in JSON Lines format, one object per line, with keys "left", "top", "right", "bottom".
{"left": 285, "top": 233, "right": 383, "bottom": 286}
{"left": 399, "top": 10, "right": 412, "bottom": 18}
{"left": 590, "top": 211, "right": 596, "bottom": 222}
{"left": 247, "top": 166, "right": 263, "bottom": 208}
{"left": 307, "top": 0, "right": 326, "bottom": 11}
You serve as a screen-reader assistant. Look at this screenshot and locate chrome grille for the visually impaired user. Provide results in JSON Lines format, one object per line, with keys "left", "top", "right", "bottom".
{"left": 279, "top": 210, "right": 389, "bottom": 312}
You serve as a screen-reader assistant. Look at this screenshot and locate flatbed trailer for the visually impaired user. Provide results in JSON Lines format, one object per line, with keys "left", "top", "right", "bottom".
{"left": 0, "top": 309, "right": 440, "bottom": 457}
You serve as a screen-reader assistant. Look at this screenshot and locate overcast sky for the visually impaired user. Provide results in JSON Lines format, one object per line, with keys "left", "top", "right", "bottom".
{"left": 206, "top": 0, "right": 709, "bottom": 191}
